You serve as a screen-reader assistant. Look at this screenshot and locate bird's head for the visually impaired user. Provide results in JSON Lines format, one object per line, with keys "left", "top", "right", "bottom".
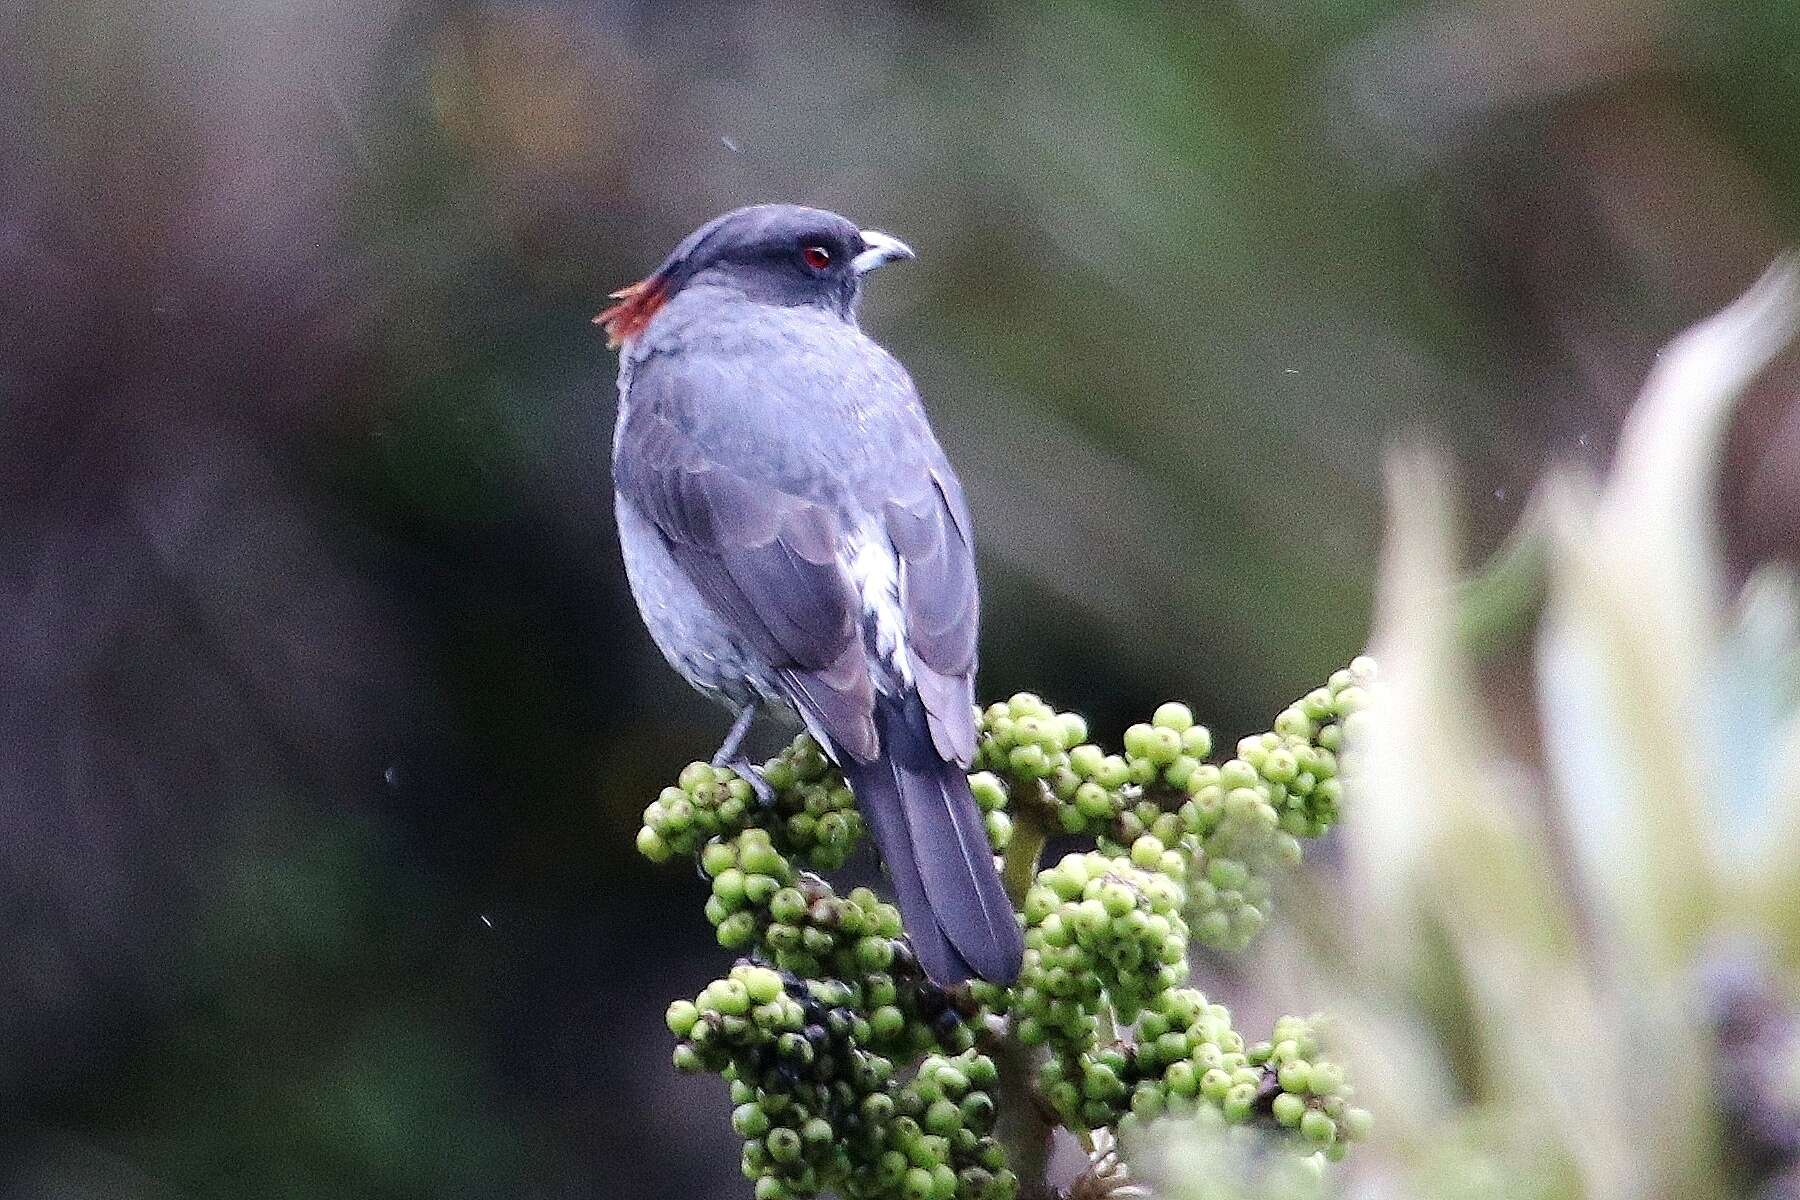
{"left": 596, "top": 204, "right": 914, "bottom": 349}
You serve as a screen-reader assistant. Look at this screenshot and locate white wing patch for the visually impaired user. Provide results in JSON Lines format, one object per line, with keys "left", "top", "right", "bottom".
{"left": 846, "top": 523, "right": 912, "bottom": 687}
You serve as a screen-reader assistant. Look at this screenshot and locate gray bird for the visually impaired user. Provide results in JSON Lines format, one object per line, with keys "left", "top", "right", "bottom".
{"left": 602, "top": 204, "right": 1023, "bottom": 986}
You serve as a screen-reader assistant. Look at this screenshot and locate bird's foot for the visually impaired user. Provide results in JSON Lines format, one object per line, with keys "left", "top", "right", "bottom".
{"left": 719, "top": 757, "right": 777, "bottom": 809}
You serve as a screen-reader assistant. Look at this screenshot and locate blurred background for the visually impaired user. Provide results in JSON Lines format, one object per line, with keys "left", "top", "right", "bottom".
{"left": 5, "top": 0, "right": 1800, "bottom": 1196}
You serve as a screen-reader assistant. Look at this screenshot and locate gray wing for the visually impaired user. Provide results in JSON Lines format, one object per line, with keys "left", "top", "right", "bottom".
{"left": 879, "top": 463, "right": 980, "bottom": 766}
{"left": 614, "top": 402, "right": 880, "bottom": 762}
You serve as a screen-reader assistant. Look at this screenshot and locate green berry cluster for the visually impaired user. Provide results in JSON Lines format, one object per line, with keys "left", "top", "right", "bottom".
{"left": 667, "top": 958, "right": 1009, "bottom": 1200}
{"left": 972, "top": 695, "right": 1218, "bottom": 844}
{"left": 639, "top": 662, "right": 1378, "bottom": 1200}
{"left": 964, "top": 772, "right": 1014, "bottom": 854}
{"left": 1050, "top": 988, "right": 1280, "bottom": 1137}
{"left": 1120, "top": 702, "right": 1219, "bottom": 803}
{"left": 637, "top": 761, "right": 757, "bottom": 862}
{"left": 1248, "top": 1015, "right": 1371, "bottom": 1156}
{"left": 881, "top": 1050, "right": 1019, "bottom": 1200}
{"left": 696, "top": 827, "right": 796, "bottom": 954}
{"left": 972, "top": 694, "right": 1091, "bottom": 783}
{"left": 1034, "top": 994, "right": 1370, "bottom": 1156}
{"left": 637, "top": 736, "right": 865, "bottom": 871}
{"left": 699, "top": 828, "right": 947, "bottom": 1000}
{"left": 972, "top": 667, "right": 1375, "bottom": 957}
{"left": 1013, "top": 852, "right": 1189, "bottom": 1057}
{"left": 1175, "top": 659, "right": 1373, "bottom": 950}
{"left": 970, "top": 693, "right": 1099, "bottom": 838}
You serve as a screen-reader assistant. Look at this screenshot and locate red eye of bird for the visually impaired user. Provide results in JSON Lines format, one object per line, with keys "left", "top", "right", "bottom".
{"left": 801, "top": 245, "right": 832, "bottom": 270}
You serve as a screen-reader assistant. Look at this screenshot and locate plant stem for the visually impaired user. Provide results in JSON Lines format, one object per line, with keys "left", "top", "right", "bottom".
{"left": 1002, "top": 783, "right": 1051, "bottom": 907}
{"left": 996, "top": 797, "right": 1059, "bottom": 1198}
{"left": 994, "top": 1025, "right": 1058, "bottom": 1200}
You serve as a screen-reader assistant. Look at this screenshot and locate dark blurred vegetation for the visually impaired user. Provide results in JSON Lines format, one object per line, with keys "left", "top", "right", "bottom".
{"left": 4, "top": 1, "right": 1800, "bottom": 1196}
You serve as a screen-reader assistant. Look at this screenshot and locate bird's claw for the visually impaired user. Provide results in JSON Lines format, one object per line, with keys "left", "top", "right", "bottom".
{"left": 719, "top": 757, "right": 777, "bottom": 809}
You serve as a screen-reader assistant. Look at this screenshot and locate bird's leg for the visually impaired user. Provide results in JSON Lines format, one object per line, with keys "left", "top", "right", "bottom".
{"left": 711, "top": 703, "right": 758, "bottom": 767}
{"left": 712, "top": 702, "right": 776, "bottom": 807}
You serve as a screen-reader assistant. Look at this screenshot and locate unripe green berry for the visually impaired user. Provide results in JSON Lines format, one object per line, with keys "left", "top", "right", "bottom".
{"left": 1307, "top": 1061, "right": 1345, "bottom": 1095}
{"left": 701, "top": 841, "right": 736, "bottom": 877}
{"left": 970, "top": 772, "right": 1008, "bottom": 811}
{"left": 872, "top": 1005, "right": 905, "bottom": 1042}
{"left": 636, "top": 827, "right": 671, "bottom": 862}
{"left": 740, "top": 839, "right": 786, "bottom": 878}
{"left": 926, "top": 1098, "right": 961, "bottom": 1134}
{"left": 732, "top": 1102, "right": 770, "bottom": 1138}
{"left": 1074, "top": 782, "right": 1115, "bottom": 820}
{"left": 1301, "top": 1109, "right": 1337, "bottom": 1144}
{"left": 665, "top": 1000, "right": 699, "bottom": 1038}
{"left": 855, "top": 935, "right": 894, "bottom": 973}
{"left": 716, "top": 911, "right": 757, "bottom": 949}
{"left": 1218, "top": 760, "right": 1258, "bottom": 791}
{"left": 711, "top": 868, "right": 747, "bottom": 908}
{"left": 1095, "top": 755, "right": 1131, "bottom": 789}
{"left": 1152, "top": 702, "right": 1193, "bottom": 732}
{"left": 1069, "top": 744, "right": 1104, "bottom": 777}
{"left": 1099, "top": 881, "right": 1136, "bottom": 919}
{"left": 1143, "top": 726, "right": 1181, "bottom": 765}
{"left": 935, "top": 1065, "right": 971, "bottom": 1097}
{"left": 709, "top": 979, "right": 750, "bottom": 1016}
{"left": 769, "top": 888, "right": 806, "bottom": 925}
{"left": 1057, "top": 713, "right": 1089, "bottom": 748}
{"left": 1207, "top": 858, "right": 1250, "bottom": 892}
{"left": 740, "top": 966, "right": 782, "bottom": 1005}
{"left": 959, "top": 1091, "right": 995, "bottom": 1132}
{"left": 766, "top": 1125, "right": 802, "bottom": 1164}
{"left": 1007, "top": 744, "right": 1049, "bottom": 778}
{"left": 1164, "top": 1059, "right": 1197, "bottom": 1097}
{"left": 1082, "top": 1060, "right": 1123, "bottom": 1099}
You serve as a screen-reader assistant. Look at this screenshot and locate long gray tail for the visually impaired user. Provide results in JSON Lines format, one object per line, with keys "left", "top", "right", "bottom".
{"left": 844, "top": 695, "right": 1023, "bottom": 986}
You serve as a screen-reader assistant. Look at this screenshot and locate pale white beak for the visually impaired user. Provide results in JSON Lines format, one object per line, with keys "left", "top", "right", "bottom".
{"left": 852, "top": 230, "right": 915, "bottom": 274}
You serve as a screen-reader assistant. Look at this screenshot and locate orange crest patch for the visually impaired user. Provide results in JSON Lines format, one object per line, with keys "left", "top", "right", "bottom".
{"left": 593, "top": 276, "right": 671, "bottom": 349}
